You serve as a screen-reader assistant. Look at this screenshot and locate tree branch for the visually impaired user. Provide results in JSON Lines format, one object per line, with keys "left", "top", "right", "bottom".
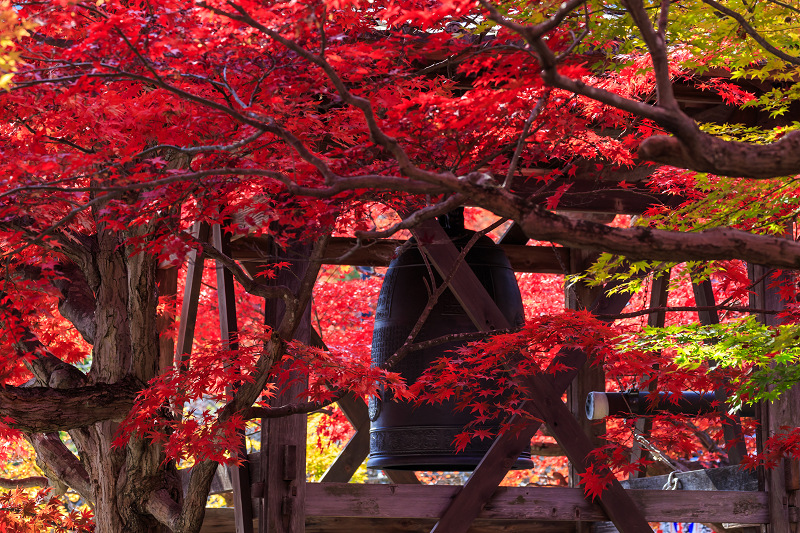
{"left": 198, "top": 1, "right": 462, "bottom": 189}
{"left": 13, "top": 262, "right": 96, "bottom": 345}
{"left": 504, "top": 92, "right": 550, "bottom": 188}
{"left": 181, "top": 231, "right": 294, "bottom": 302}
{"left": 436, "top": 178, "right": 800, "bottom": 269}
{"left": 517, "top": 205, "right": 800, "bottom": 269}
{"left": 0, "top": 476, "right": 49, "bottom": 489}
{"left": 135, "top": 128, "right": 266, "bottom": 159}
{"left": 28, "top": 433, "right": 92, "bottom": 501}
{"left": 174, "top": 460, "right": 218, "bottom": 533}
{"left": 622, "top": 0, "right": 679, "bottom": 111}
{"left": 354, "top": 194, "right": 465, "bottom": 240}
{"left": 1, "top": 293, "right": 88, "bottom": 387}
{"left": 146, "top": 488, "right": 182, "bottom": 531}
{"left": 244, "top": 394, "right": 344, "bottom": 420}
{"left": 3, "top": 167, "right": 445, "bottom": 199}
{"left": 51, "top": 262, "right": 97, "bottom": 344}
{"left": 0, "top": 215, "right": 96, "bottom": 271}
{"left": 1, "top": 381, "right": 138, "bottom": 433}
{"left": 637, "top": 129, "right": 800, "bottom": 179}
{"left": 481, "top": 1, "right": 682, "bottom": 130}
{"left": 479, "top": 0, "right": 800, "bottom": 179}
{"left": 477, "top": 0, "right": 588, "bottom": 42}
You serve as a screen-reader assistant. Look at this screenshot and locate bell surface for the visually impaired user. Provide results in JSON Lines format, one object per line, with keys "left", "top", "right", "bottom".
{"left": 367, "top": 225, "right": 533, "bottom": 471}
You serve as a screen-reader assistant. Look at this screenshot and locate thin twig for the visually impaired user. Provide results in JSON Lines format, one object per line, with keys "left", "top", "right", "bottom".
{"left": 381, "top": 217, "right": 507, "bottom": 371}
{"left": 115, "top": 28, "right": 165, "bottom": 84}
{"left": 135, "top": 129, "right": 265, "bottom": 158}
{"left": 504, "top": 91, "right": 550, "bottom": 189}
{"left": 354, "top": 195, "right": 465, "bottom": 240}
{"left": 178, "top": 230, "right": 293, "bottom": 302}
{"left": 701, "top": 0, "right": 800, "bottom": 65}
{"left": 221, "top": 65, "right": 249, "bottom": 110}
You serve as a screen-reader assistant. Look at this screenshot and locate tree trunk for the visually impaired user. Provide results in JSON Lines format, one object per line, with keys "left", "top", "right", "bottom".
{"left": 29, "top": 226, "right": 185, "bottom": 533}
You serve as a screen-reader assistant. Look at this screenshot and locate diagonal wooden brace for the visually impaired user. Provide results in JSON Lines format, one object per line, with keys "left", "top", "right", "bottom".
{"left": 410, "top": 219, "right": 511, "bottom": 332}
{"left": 406, "top": 219, "right": 651, "bottom": 532}
{"left": 175, "top": 222, "right": 210, "bottom": 369}
{"left": 309, "top": 329, "right": 419, "bottom": 484}
{"left": 524, "top": 371, "right": 653, "bottom": 530}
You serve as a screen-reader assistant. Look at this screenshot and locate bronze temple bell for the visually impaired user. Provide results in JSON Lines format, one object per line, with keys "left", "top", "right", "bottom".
{"left": 367, "top": 210, "right": 533, "bottom": 471}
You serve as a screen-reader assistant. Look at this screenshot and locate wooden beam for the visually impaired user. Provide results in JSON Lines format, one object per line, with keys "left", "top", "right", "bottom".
{"left": 183, "top": 456, "right": 762, "bottom": 504}
{"left": 410, "top": 220, "right": 512, "bottom": 332}
{"left": 213, "top": 224, "right": 255, "bottom": 533}
{"left": 200, "top": 484, "right": 769, "bottom": 532}
{"left": 201, "top": 509, "right": 257, "bottom": 533}
{"left": 202, "top": 511, "right": 578, "bottom": 533}
{"left": 319, "top": 429, "right": 369, "bottom": 483}
{"left": 498, "top": 222, "right": 529, "bottom": 245}
{"left": 305, "top": 517, "right": 576, "bottom": 533}
{"left": 305, "top": 483, "right": 768, "bottom": 524}
{"left": 231, "top": 237, "right": 572, "bottom": 273}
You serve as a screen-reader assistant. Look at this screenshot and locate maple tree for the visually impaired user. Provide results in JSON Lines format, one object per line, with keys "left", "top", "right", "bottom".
{"left": 2, "top": 0, "right": 800, "bottom": 531}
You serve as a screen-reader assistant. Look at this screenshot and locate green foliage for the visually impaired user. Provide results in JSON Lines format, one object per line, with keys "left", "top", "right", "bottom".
{"left": 572, "top": 253, "right": 656, "bottom": 293}
{"left": 620, "top": 317, "right": 800, "bottom": 405}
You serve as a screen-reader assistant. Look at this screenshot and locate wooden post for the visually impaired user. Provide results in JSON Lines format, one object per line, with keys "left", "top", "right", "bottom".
{"left": 692, "top": 278, "right": 747, "bottom": 465}
{"left": 629, "top": 270, "right": 669, "bottom": 478}
{"left": 566, "top": 249, "right": 604, "bottom": 488}
{"left": 749, "top": 263, "right": 799, "bottom": 533}
{"left": 255, "top": 241, "right": 311, "bottom": 533}
{"left": 213, "top": 224, "right": 255, "bottom": 533}
{"left": 156, "top": 266, "right": 178, "bottom": 373}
